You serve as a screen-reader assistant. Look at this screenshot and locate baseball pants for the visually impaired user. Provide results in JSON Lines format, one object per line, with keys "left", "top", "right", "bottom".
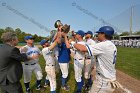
{"left": 22, "top": 63, "right": 43, "bottom": 83}
{"left": 59, "top": 63, "right": 69, "bottom": 78}
{"left": 84, "top": 58, "right": 94, "bottom": 79}
{"left": 74, "top": 59, "right": 84, "bottom": 82}
{"left": 89, "top": 74, "right": 114, "bottom": 93}
{"left": 45, "top": 65, "right": 56, "bottom": 91}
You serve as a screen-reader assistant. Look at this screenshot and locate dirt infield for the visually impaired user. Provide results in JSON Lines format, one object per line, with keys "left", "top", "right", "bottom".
{"left": 91, "top": 69, "right": 140, "bottom": 93}
{"left": 116, "top": 70, "right": 140, "bottom": 93}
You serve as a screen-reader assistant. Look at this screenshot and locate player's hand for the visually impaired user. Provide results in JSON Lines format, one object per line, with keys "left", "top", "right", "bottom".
{"left": 58, "top": 25, "right": 63, "bottom": 32}
{"left": 70, "top": 41, "right": 75, "bottom": 45}
{"left": 29, "top": 54, "right": 39, "bottom": 60}
{"left": 20, "top": 47, "right": 28, "bottom": 53}
{"left": 61, "top": 32, "right": 67, "bottom": 37}
{"left": 110, "top": 80, "right": 122, "bottom": 89}
{"left": 69, "top": 39, "right": 73, "bottom": 43}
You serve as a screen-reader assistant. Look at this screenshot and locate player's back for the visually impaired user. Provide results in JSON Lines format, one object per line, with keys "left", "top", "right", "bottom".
{"left": 91, "top": 40, "right": 117, "bottom": 81}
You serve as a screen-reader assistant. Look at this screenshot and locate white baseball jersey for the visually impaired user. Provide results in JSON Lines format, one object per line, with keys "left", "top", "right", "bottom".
{"left": 42, "top": 47, "right": 55, "bottom": 65}
{"left": 85, "top": 39, "right": 96, "bottom": 58}
{"left": 74, "top": 41, "right": 85, "bottom": 59}
{"left": 86, "top": 40, "right": 117, "bottom": 81}
{"left": 86, "top": 38, "right": 96, "bottom": 46}
{"left": 20, "top": 45, "right": 41, "bottom": 64}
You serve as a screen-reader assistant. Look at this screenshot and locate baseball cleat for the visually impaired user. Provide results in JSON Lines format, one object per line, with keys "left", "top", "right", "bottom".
{"left": 36, "top": 86, "right": 46, "bottom": 92}
{"left": 84, "top": 85, "right": 91, "bottom": 91}
{"left": 61, "top": 85, "right": 70, "bottom": 91}
{"left": 26, "top": 88, "right": 32, "bottom": 93}
{"left": 44, "top": 82, "right": 50, "bottom": 87}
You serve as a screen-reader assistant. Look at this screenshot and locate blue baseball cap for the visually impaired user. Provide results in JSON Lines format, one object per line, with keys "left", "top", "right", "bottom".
{"left": 40, "top": 39, "right": 49, "bottom": 46}
{"left": 24, "top": 36, "right": 34, "bottom": 40}
{"left": 85, "top": 31, "right": 93, "bottom": 36}
{"left": 96, "top": 26, "right": 114, "bottom": 36}
{"left": 76, "top": 30, "right": 85, "bottom": 37}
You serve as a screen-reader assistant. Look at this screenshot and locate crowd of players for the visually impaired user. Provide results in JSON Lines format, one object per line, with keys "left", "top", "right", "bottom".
{"left": 17, "top": 29, "right": 97, "bottom": 93}
{"left": 20, "top": 27, "right": 119, "bottom": 93}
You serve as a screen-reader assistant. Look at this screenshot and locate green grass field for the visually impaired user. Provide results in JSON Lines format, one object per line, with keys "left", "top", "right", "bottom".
{"left": 0, "top": 47, "right": 140, "bottom": 93}
{"left": 116, "top": 47, "right": 140, "bottom": 80}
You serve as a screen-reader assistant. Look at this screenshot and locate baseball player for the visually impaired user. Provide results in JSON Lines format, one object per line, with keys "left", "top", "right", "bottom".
{"left": 84, "top": 31, "right": 96, "bottom": 91}
{"left": 70, "top": 26, "right": 122, "bottom": 93}
{"left": 40, "top": 37, "right": 60, "bottom": 93}
{"left": 63, "top": 30, "right": 86, "bottom": 93}
{"left": 20, "top": 36, "right": 43, "bottom": 93}
{"left": 73, "top": 30, "right": 86, "bottom": 93}
{"left": 57, "top": 32, "right": 71, "bottom": 91}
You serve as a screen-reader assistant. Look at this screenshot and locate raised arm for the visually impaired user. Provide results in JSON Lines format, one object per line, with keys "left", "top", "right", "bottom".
{"left": 64, "top": 35, "right": 71, "bottom": 48}
{"left": 49, "top": 32, "right": 61, "bottom": 50}
{"left": 61, "top": 32, "right": 88, "bottom": 52}
{"left": 49, "top": 41, "right": 57, "bottom": 50}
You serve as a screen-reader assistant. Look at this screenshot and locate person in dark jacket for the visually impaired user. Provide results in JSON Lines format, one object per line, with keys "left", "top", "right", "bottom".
{"left": 0, "top": 32, "right": 37, "bottom": 93}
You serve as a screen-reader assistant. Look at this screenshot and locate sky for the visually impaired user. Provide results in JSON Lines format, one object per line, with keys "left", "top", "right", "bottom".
{"left": 0, "top": 0, "right": 140, "bottom": 36}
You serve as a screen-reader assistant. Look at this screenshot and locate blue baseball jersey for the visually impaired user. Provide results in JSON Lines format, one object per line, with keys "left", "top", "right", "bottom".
{"left": 58, "top": 42, "right": 71, "bottom": 63}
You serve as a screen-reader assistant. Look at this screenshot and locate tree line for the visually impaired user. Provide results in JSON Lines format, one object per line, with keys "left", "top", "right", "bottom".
{"left": 0, "top": 27, "right": 140, "bottom": 43}
{"left": 0, "top": 27, "right": 48, "bottom": 43}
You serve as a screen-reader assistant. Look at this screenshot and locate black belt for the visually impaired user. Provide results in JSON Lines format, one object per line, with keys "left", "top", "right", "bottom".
{"left": 25, "top": 63, "right": 36, "bottom": 65}
{"left": 46, "top": 64, "right": 55, "bottom": 66}
{"left": 74, "top": 59, "right": 83, "bottom": 60}
{"left": 86, "top": 58, "right": 91, "bottom": 59}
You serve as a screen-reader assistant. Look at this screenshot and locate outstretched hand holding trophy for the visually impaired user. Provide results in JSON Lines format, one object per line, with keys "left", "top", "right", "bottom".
{"left": 52, "top": 20, "right": 70, "bottom": 43}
